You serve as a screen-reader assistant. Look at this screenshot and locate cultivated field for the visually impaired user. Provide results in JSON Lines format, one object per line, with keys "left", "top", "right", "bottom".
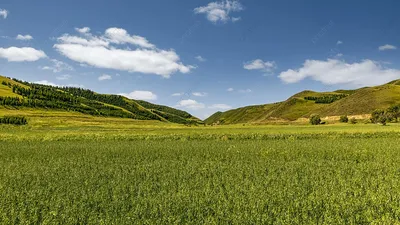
{"left": 1, "top": 113, "right": 400, "bottom": 224}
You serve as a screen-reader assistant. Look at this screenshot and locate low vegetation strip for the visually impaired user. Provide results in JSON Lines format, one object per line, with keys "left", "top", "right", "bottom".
{"left": 2, "top": 130, "right": 400, "bottom": 141}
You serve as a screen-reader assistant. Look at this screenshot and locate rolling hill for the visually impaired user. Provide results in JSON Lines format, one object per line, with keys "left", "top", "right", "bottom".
{"left": 205, "top": 80, "right": 400, "bottom": 125}
{"left": 0, "top": 75, "right": 201, "bottom": 125}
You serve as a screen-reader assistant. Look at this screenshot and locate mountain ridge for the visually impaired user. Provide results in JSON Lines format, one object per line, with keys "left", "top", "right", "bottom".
{"left": 205, "top": 80, "right": 400, "bottom": 125}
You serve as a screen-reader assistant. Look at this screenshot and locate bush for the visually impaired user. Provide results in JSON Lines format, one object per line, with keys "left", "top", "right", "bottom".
{"left": 339, "top": 115, "right": 349, "bottom": 123}
{"left": 378, "top": 115, "right": 388, "bottom": 126}
{"left": 0, "top": 116, "right": 28, "bottom": 125}
{"left": 387, "top": 105, "right": 400, "bottom": 122}
{"left": 350, "top": 118, "right": 357, "bottom": 124}
{"left": 371, "top": 109, "right": 385, "bottom": 124}
{"left": 371, "top": 109, "right": 390, "bottom": 125}
{"left": 309, "top": 114, "right": 321, "bottom": 125}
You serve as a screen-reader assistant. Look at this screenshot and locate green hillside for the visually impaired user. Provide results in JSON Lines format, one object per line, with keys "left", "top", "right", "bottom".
{"left": 0, "top": 75, "right": 201, "bottom": 125}
{"left": 205, "top": 80, "right": 400, "bottom": 125}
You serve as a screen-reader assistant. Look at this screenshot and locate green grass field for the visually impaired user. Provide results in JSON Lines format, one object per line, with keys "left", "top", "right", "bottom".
{"left": 2, "top": 113, "right": 400, "bottom": 224}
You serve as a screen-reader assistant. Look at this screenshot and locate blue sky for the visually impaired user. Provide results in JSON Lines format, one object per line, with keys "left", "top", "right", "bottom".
{"left": 1, "top": 0, "right": 400, "bottom": 119}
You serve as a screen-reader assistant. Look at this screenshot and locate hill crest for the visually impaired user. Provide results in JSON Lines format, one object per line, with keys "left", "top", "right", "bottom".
{"left": 205, "top": 80, "right": 400, "bottom": 125}
{"left": 0, "top": 75, "right": 201, "bottom": 125}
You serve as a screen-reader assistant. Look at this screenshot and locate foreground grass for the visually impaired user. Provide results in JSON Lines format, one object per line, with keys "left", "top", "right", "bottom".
{"left": 1, "top": 139, "right": 400, "bottom": 224}
{"left": 1, "top": 112, "right": 400, "bottom": 223}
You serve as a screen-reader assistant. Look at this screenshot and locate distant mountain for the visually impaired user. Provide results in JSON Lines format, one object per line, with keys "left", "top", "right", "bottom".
{"left": 205, "top": 80, "right": 400, "bottom": 125}
{"left": 0, "top": 75, "right": 201, "bottom": 125}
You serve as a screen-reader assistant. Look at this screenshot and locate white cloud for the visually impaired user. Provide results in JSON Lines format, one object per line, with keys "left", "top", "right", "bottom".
{"left": 176, "top": 99, "right": 205, "bottom": 110}
{"left": 336, "top": 53, "right": 343, "bottom": 57}
{"left": 57, "top": 34, "right": 109, "bottom": 47}
{"left": 0, "top": 47, "right": 47, "bottom": 62}
{"left": 56, "top": 74, "right": 72, "bottom": 80}
{"left": 98, "top": 74, "right": 112, "bottom": 81}
{"left": 227, "top": 87, "right": 234, "bottom": 92}
{"left": 195, "top": 55, "right": 206, "bottom": 62}
{"left": 54, "top": 27, "right": 193, "bottom": 78}
{"left": 279, "top": 58, "right": 400, "bottom": 87}
{"left": 238, "top": 89, "right": 252, "bottom": 93}
{"left": 0, "top": 9, "right": 8, "bottom": 19}
{"left": 75, "top": 27, "right": 91, "bottom": 34}
{"left": 194, "top": 0, "right": 243, "bottom": 24}
{"left": 16, "top": 34, "right": 33, "bottom": 41}
{"left": 379, "top": 44, "right": 397, "bottom": 51}
{"left": 172, "top": 92, "right": 184, "bottom": 97}
{"left": 243, "top": 59, "right": 277, "bottom": 73}
{"left": 192, "top": 92, "right": 207, "bottom": 97}
{"left": 40, "top": 59, "right": 73, "bottom": 73}
{"left": 337, "top": 40, "right": 343, "bottom": 45}
{"left": 209, "top": 104, "right": 232, "bottom": 110}
{"left": 35, "top": 80, "right": 84, "bottom": 88}
{"left": 105, "top": 27, "right": 155, "bottom": 49}
{"left": 119, "top": 90, "right": 157, "bottom": 101}
{"left": 35, "top": 80, "right": 58, "bottom": 86}
{"left": 244, "top": 59, "right": 277, "bottom": 73}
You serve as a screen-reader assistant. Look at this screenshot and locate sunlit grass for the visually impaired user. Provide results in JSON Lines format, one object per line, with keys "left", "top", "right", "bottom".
{"left": 1, "top": 139, "right": 400, "bottom": 224}
{"left": 1, "top": 112, "right": 400, "bottom": 223}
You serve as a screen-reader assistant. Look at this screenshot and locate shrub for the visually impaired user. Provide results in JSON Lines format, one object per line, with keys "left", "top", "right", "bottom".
{"left": 386, "top": 105, "right": 400, "bottom": 122}
{"left": 378, "top": 114, "right": 388, "bottom": 126}
{"left": 350, "top": 118, "right": 357, "bottom": 124}
{"left": 371, "top": 109, "right": 385, "bottom": 124}
{"left": 339, "top": 115, "right": 349, "bottom": 123}
{"left": 309, "top": 114, "right": 321, "bottom": 125}
{"left": 0, "top": 116, "right": 28, "bottom": 125}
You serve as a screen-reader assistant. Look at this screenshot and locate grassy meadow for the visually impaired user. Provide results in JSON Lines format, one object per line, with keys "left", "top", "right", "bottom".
{"left": 2, "top": 110, "right": 400, "bottom": 224}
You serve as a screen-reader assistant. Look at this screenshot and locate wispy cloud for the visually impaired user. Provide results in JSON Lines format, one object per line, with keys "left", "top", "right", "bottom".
{"left": 171, "top": 92, "right": 184, "bottom": 97}
{"left": 231, "top": 17, "right": 241, "bottom": 22}
{"left": 98, "top": 74, "right": 112, "bottom": 81}
{"left": 75, "top": 27, "right": 91, "bottom": 34}
{"left": 195, "top": 55, "right": 206, "bottom": 62}
{"left": 209, "top": 104, "right": 232, "bottom": 110}
{"left": 192, "top": 92, "right": 207, "bottom": 97}
{"left": 56, "top": 74, "right": 72, "bottom": 80}
{"left": 176, "top": 99, "right": 205, "bottom": 110}
{"left": 119, "top": 90, "right": 157, "bottom": 101}
{"left": 194, "top": 0, "right": 244, "bottom": 24}
{"left": 34, "top": 80, "right": 84, "bottom": 88}
{"left": 40, "top": 59, "right": 73, "bottom": 73}
{"left": 244, "top": 59, "right": 277, "bottom": 73}
{"left": 16, "top": 34, "right": 33, "bottom": 41}
{"left": 378, "top": 44, "right": 397, "bottom": 51}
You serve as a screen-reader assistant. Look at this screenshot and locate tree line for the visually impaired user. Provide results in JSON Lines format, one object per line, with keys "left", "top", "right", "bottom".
{"left": 1, "top": 79, "right": 195, "bottom": 124}
{"left": 370, "top": 105, "right": 400, "bottom": 125}
{"left": 1, "top": 83, "right": 143, "bottom": 120}
{"left": 304, "top": 94, "right": 347, "bottom": 104}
